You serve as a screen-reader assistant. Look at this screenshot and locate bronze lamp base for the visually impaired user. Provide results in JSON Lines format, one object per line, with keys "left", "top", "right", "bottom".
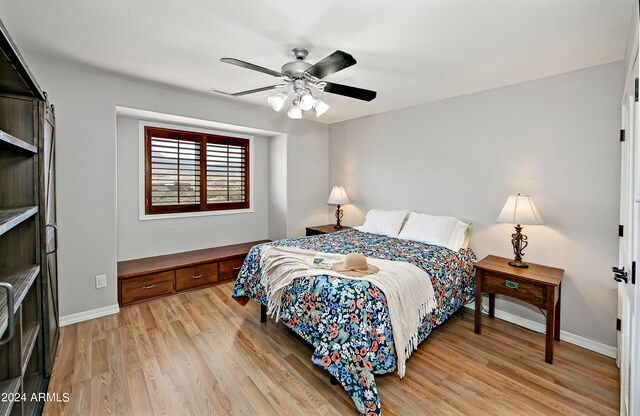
{"left": 334, "top": 204, "right": 344, "bottom": 228}
{"left": 509, "top": 224, "right": 529, "bottom": 268}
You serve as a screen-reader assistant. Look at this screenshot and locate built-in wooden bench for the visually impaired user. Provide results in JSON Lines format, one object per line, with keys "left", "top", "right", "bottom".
{"left": 117, "top": 240, "right": 269, "bottom": 306}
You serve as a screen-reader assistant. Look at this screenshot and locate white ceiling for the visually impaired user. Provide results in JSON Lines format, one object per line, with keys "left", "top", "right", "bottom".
{"left": 0, "top": 0, "right": 633, "bottom": 124}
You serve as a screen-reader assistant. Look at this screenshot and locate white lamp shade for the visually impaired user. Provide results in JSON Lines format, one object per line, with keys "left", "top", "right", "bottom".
{"left": 313, "top": 99, "right": 330, "bottom": 117}
{"left": 496, "top": 194, "right": 544, "bottom": 225}
{"left": 327, "top": 186, "right": 350, "bottom": 205}
{"left": 267, "top": 92, "right": 288, "bottom": 112}
{"left": 287, "top": 100, "right": 302, "bottom": 119}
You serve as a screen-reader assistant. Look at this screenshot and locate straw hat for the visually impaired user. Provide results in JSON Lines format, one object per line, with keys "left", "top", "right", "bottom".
{"left": 332, "top": 253, "right": 379, "bottom": 277}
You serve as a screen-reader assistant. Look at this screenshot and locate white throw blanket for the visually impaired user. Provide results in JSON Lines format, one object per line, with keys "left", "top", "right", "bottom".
{"left": 259, "top": 246, "right": 437, "bottom": 377}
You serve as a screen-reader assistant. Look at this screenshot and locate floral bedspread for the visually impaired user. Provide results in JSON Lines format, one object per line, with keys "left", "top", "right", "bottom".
{"left": 231, "top": 229, "right": 476, "bottom": 415}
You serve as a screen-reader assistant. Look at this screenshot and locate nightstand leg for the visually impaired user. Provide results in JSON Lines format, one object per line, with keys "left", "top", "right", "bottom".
{"left": 554, "top": 283, "right": 561, "bottom": 341}
{"left": 475, "top": 269, "right": 482, "bottom": 334}
{"left": 488, "top": 293, "right": 495, "bottom": 318}
{"left": 545, "top": 285, "right": 555, "bottom": 364}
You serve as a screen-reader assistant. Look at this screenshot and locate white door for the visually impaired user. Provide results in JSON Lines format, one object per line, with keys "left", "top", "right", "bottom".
{"left": 618, "top": 58, "right": 638, "bottom": 416}
{"left": 630, "top": 60, "right": 640, "bottom": 416}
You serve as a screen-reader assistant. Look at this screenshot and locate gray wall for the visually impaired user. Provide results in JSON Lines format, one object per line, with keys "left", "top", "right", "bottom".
{"left": 26, "top": 56, "right": 329, "bottom": 318}
{"left": 329, "top": 62, "right": 623, "bottom": 347}
{"left": 268, "top": 134, "right": 288, "bottom": 241}
{"left": 116, "top": 116, "right": 270, "bottom": 261}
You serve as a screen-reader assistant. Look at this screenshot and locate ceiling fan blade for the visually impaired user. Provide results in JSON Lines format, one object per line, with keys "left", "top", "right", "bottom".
{"left": 211, "top": 84, "right": 286, "bottom": 96}
{"left": 321, "top": 81, "right": 377, "bottom": 102}
{"left": 305, "top": 50, "right": 357, "bottom": 79}
{"left": 220, "top": 58, "right": 284, "bottom": 78}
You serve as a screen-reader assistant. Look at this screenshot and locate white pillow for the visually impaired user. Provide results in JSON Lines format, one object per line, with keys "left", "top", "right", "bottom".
{"left": 398, "top": 212, "right": 469, "bottom": 251}
{"left": 447, "top": 219, "right": 470, "bottom": 251}
{"left": 460, "top": 222, "right": 473, "bottom": 249}
{"left": 354, "top": 209, "right": 409, "bottom": 237}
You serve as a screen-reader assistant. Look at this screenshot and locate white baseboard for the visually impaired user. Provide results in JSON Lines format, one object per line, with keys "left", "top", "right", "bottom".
{"left": 558, "top": 331, "right": 617, "bottom": 358}
{"left": 464, "top": 304, "right": 617, "bottom": 359}
{"left": 60, "top": 304, "right": 120, "bottom": 327}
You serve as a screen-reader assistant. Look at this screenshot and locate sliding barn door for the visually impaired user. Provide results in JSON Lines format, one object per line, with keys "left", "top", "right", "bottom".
{"left": 41, "top": 103, "right": 59, "bottom": 375}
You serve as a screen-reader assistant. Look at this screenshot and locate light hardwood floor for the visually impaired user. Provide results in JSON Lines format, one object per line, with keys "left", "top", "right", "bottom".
{"left": 44, "top": 282, "right": 619, "bottom": 415}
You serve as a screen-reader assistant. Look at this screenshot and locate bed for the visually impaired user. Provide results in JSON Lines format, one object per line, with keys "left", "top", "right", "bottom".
{"left": 231, "top": 228, "right": 476, "bottom": 415}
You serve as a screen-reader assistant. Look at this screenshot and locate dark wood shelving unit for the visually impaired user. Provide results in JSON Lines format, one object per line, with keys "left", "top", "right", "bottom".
{"left": 0, "top": 16, "right": 59, "bottom": 416}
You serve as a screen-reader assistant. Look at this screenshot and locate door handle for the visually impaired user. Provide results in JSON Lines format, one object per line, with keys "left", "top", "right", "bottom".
{"left": 192, "top": 274, "right": 203, "bottom": 279}
{"left": 612, "top": 266, "right": 628, "bottom": 283}
{"left": 0, "top": 283, "right": 15, "bottom": 346}
{"left": 46, "top": 224, "right": 58, "bottom": 255}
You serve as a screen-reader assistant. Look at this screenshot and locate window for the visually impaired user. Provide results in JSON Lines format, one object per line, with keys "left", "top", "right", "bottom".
{"left": 144, "top": 126, "right": 250, "bottom": 215}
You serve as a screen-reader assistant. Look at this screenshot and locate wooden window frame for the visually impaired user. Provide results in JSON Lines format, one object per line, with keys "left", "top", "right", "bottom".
{"left": 144, "top": 126, "right": 250, "bottom": 215}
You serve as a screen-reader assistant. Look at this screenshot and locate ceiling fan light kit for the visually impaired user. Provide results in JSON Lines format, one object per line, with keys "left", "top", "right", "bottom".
{"left": 220, "top": 47, "right": 377, "bottom": 119}
{"left": 269, "top": 87, "right": 326, "bottom": 118}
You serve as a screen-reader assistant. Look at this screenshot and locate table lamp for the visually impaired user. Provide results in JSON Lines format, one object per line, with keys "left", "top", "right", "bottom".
{"left": 327, "top": 186, "right": 350, "bottom": 229}
{"left": 496, "top": 193, "right": 544, "bottom": 268}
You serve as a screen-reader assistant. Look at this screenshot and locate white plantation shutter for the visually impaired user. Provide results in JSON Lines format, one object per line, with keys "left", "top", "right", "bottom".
{"left": 145, "top": 127, "right": 250, "bottom": 214}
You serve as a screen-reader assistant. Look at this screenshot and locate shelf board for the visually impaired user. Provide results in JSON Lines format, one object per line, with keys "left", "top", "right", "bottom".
{"left": 0, "top": 207, "right": 37, "bottom": 237}
{"left": 21, "top": 322, "right": 40, "bottom": 376}
{"left": 0, "top": 130, "right": 36, "bottom": 154}
{"left": 0, "top": 265, "right": 39, "bottom": 337}
{"left": 0, "top": 377, "right": 20, "bottom": 416}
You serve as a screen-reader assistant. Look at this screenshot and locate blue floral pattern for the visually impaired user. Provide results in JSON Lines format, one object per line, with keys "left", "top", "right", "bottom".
{"left": 231, "top": 229, "right": 476, "bottom": 415}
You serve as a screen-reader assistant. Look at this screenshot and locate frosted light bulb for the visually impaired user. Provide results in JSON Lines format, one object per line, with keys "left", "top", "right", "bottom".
{"left": 299, "top": 92, "right": 315, "bottom": 111}
{"left": 287, "top": 100, "right": 303, "bottom": 119}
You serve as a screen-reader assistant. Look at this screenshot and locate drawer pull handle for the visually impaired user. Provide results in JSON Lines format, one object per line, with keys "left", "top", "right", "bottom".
{"left": 505, "top": 280, "right": 519, "bottom": 290}
{"left": 142, "top": 284, "right": 156, "bottom": 290}
{"left": 232, "top": 267, "right": 242, "bottom": 271}
{"left": 192, "top": 274, "right": 203, "bottom": 279}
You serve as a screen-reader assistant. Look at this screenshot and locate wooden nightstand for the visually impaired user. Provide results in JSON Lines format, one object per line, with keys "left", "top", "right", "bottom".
{"left": 305, "top": 224, "right": 352, "bottom": 236}
{"left": 474, "top": 255, "right": 564, "bottom": 364}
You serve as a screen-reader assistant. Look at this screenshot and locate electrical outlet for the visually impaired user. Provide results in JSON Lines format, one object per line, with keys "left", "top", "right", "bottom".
{"left": 95, "top": 274, "right": 107, "bottom": 289}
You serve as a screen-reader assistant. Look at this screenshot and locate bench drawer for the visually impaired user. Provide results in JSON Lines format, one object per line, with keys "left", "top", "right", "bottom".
{"left": 482, "top": 271, "right": 545, "bottom": 307}
{"left": 120, "top": 271, "right": 174, "bottom": 305}
{"left": 176, "top": 263, "right": 218, "bottom": 291}
{"left": 219, "top": 257, "right": 245, "bottom": 281}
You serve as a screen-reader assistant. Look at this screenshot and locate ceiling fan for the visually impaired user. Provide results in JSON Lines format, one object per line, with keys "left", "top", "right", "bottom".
{"left": 215, "top": 48, "right": 377, "bottom": 119}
